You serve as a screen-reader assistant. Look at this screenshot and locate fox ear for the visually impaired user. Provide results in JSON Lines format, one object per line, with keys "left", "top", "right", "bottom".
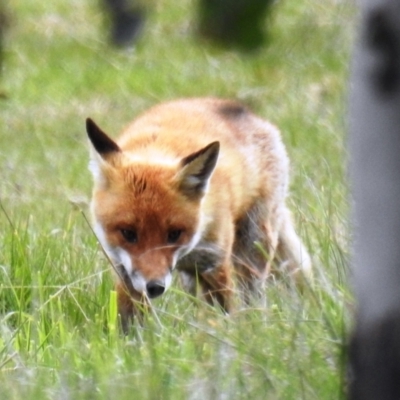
{"left": 86, "top": 118, "right": 121, "bottom": 184}
{"left": 86, "top": 118, "right": 121, "bottom": 157}
{"left": 177, "top": 141, "right": 220, "bottom": 199}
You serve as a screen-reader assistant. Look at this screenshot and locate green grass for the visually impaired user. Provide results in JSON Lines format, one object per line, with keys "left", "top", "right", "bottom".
{"left": 0, "top": 0, "right": 354, "bottom": 398}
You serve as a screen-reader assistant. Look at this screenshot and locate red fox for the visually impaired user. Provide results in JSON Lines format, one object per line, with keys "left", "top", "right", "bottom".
{"left": 86, "top": 98, "right": 311, "bottom": 330}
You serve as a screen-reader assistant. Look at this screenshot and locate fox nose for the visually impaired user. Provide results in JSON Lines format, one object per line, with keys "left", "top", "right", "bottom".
{"left": 146, "top": 280, "right": 165, "bottom": 298}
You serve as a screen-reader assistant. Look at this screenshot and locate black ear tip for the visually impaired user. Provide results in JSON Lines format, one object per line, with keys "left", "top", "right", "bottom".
{"left": 212, "top": 141, "right": 220, "bottom": 151}
{"left": 86, "top": 117, "right": 95, "bottom": 133}
{"left": 208, "top": 141, "right": 220, "bottom": 159}
{"left": 85, "top": 118, "right": 121, "bottom": 154}
{"left": 203, "top": 141, "right": 220, "bottom": 156}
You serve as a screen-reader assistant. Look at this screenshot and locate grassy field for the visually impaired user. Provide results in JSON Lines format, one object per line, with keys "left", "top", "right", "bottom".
{"left": 0, "top": 0, "right": 354, "bottom": 398}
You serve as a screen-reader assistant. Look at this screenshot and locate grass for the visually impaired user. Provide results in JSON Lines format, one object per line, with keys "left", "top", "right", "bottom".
{"left": 0, "top": 0, "right": 354, "bottom": 398}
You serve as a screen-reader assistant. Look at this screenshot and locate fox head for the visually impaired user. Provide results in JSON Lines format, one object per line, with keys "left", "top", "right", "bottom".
{"left": 86, "top": 118, "right": 219, "bottom": 299}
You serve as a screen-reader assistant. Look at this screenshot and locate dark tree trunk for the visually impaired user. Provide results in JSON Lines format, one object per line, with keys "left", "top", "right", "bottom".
{"left": 349, "top": 1, "right": 400, "bottom": 399}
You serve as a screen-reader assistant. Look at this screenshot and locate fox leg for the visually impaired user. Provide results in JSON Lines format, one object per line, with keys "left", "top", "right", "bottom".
{"left": 233, "top": 201, "right": 280, "bottom": 301}
{"left": 116, "top": 281, "right": 147, "bottom": 334}
{"left": 199, "top": 262, "right": 234, "bottom": 313}
{"left": 178, "top": 265, "right": 234, "bottom": 312}
{"left": 179, "top": 271, "right": 198, "bottom": 298}
{"left": 275, "top": 207, "right": 312, "bottom": 284}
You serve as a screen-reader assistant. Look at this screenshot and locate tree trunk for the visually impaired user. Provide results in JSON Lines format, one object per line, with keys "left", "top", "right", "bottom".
{"left": 349, "top": 1, "right": 400, "bottom": 398}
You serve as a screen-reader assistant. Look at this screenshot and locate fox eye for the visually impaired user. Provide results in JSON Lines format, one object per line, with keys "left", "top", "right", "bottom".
{"left": 120, "top": 229, "right": 138, "bottom": 243}
{"left": 167, "top": 229, "right": 182, "bottom": 244}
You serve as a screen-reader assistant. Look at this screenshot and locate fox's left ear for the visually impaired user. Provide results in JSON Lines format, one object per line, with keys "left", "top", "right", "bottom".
{"left": 177, "top": 141, "right": 220, "bottom": 199}
{"left": 86, "top": 118, "right": 121, "bottom": 183}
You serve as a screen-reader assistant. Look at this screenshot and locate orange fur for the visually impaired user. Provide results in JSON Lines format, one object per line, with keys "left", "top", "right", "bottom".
{"left": 87, "top": 98, "right": 311, "bottom": 331}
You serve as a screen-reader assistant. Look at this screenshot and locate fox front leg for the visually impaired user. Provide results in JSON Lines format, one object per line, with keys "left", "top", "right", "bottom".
{"left": 199, "top": 263, "right": 234, "bottom": 313}
{"left": 115, "top": 281, "right": 147, "bottom": 334}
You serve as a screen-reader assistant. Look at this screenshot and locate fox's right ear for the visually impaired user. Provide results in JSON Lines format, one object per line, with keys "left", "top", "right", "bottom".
{"left": 86, "top": 118, "right": 121, "bottom": 157}
{"left": 86, "top": 118, "right": 121, "bottom": 183}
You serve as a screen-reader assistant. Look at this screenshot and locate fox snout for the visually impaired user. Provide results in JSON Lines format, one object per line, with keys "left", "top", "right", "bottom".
{"left": 128, "top": 268, "right": 172, "bottom": 299}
